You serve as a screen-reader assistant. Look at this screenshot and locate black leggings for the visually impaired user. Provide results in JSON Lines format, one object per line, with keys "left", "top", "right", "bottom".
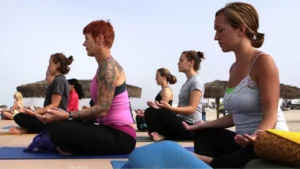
{"left": 194, "top": 128, "right": 257, "bottom": 168}
{"left": 46, "top": 121, "right": 136, "bottom": 155}
{"left": 144, "top": 107, "right": 194, "bottom": 140}
{"left": 14, "top": 113, "right": 46, "bottom": 133}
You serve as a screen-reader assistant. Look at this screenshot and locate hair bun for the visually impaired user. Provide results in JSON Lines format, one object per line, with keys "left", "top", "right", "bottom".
{"left": 252, "top": 32, "right": 265, "bottom": 48}
{"left": 66, "top": 56, "right": 74, "bottom": 65}
{"left": 197, "top": 51, "right": 205, "bottom": 60}
{"left": 167, "top": 74, "right": 177, "bottom": 85}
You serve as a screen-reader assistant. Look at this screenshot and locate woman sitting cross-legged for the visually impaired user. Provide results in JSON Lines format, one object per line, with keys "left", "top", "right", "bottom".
{"left": 183, "top": 2, "right": 289, "bottom": 168}
{"left": 10, "top": 54, "right": 72, "bottom": 134}
{"left": 135, "top": 68, "right": 176, "bottom": 132}
{"left": 1, "top": 92, "right": 24, "bottom": 120}
{"left": 144, "top": 50, "right": 206, "bottom": 141}
{"left": 35, "top": 20, "right": 136, "bottom": 156}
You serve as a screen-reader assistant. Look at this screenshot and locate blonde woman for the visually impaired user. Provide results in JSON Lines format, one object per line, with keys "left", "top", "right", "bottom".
{"left": 1, "top": 92, "right": 24, "bottom": 120}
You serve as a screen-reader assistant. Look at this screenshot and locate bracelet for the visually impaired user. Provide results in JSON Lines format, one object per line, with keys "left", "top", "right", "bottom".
{"left": 68, "top": 111, "right": 73, "bottom": 120}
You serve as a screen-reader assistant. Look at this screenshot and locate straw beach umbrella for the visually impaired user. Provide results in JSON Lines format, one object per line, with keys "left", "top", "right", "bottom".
{"left": 204, "top": 80, "right": 300, "bottom": 119}
{"left": 16, "top": 80, "right": 142, "bottom": 98}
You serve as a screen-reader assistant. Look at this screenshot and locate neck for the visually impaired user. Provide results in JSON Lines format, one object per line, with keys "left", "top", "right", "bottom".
{"left": 70, "top": 88, "right": 75, "bottom": 93}
{"left": 185, "top": 69, "right": 197, "bottom": 80}
{"left": 233, "top": 42, "right": 256, "bottom": 64}
{"left": 160, "top": 81, "right": 168, "bottom": 88}
{"left": 54, "top": 72, "right": 62, "bottom": 77}
{"left": 95, "top": 48, "right": 111, "bottom": 65}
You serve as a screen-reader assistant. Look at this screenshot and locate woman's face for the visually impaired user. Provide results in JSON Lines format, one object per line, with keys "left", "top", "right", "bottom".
{"left": 214, "top": 13, "right": 243, "bottom": 52}
{"left": 47, "top": 58, "right": 59, "bottom": 75}
{"left": 177, "top": 54, "right": 192, "bottom": 72}
{"left": 13, "top": 95, "right": 17, "bottom": 102}
{"left": 155, "top": 71, "right": 165, "bottom": 85}
{"left": 83, "top": 33, "right": 101, "bottom": 57}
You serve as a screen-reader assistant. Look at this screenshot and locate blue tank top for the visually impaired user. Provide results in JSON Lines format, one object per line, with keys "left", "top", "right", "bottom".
{"left": 223, "top": 53, "right": 289, "bottom": 135}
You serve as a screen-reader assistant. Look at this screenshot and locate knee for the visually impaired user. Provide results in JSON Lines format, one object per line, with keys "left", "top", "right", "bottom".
{"left": 13, "top": 113, "right": 26, "bottom": 124}
{"left": 46, "top": 122, "right": 62, "bottom": 133}
{"left": 144, "top": 107, "right": 157, "bottom": 118}
{"left": 193, "top": 129, "right": 213, "bottom": 140}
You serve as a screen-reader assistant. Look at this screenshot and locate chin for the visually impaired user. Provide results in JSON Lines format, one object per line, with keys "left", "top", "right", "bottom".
{"left": 87, "top": 52, "right": 95, "bottom": 57}
{"left": 221, "top": 48, "right": 231, "bottom": 53}
{"left": 220, "top": 46, "right": 232, "bottom": 53}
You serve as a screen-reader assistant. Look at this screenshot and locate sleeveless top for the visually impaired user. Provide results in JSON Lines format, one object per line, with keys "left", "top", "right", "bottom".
{"left": 223, "top": 53, "right": 289, "bottom": 135}
{"left": 154, "top": 87, "right": 173, "bottom": 106}
{"left": 89, "top": 57, "right": 136, "bottom": 139}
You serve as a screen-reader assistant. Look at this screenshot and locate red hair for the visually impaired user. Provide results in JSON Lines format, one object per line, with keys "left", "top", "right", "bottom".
{"left": 83, "top": 20, "right": 115, "bottom": 48}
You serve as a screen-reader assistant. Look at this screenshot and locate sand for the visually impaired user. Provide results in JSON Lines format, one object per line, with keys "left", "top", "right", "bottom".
{"left": 0, "top": 110, "right": 299, "bottom": 169}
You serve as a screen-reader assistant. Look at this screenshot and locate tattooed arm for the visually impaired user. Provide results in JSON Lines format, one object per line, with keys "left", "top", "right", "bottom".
{"left": 71, "top": 59, "right": 122, "bottom": 119}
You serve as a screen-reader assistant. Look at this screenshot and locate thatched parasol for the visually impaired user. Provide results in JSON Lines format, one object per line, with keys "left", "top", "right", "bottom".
{"left": 204, "top": 80, "right": 300, "bottom": 118}
{"left": 16, "top": 80, "right": 142, "bottom": 98}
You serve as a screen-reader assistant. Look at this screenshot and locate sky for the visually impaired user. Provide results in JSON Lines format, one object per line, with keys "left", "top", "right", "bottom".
{"left": 1, "top": 0, "right": 300, "bottom": 109}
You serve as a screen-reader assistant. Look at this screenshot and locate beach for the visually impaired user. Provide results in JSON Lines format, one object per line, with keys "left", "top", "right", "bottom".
{"left": 0, "top": 109, "right": 298, "bottom": 169}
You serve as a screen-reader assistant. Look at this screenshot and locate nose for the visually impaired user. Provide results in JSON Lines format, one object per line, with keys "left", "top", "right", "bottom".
{"left": 214, "top": 32, "right": 219, "bottom": 41}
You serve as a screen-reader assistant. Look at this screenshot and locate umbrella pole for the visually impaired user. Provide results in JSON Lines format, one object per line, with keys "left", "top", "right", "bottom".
{"left": 216, "top": 97, "right": 220, "bottom": 119}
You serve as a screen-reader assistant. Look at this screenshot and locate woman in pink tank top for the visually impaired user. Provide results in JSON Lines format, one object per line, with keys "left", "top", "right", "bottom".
{"left": 35, "top": 20, "right": 136, "bottom": 156}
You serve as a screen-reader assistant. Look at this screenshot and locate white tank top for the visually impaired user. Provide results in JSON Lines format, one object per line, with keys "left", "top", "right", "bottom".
{"left": 223, "top": 53, "right": 289, "bottom": 135}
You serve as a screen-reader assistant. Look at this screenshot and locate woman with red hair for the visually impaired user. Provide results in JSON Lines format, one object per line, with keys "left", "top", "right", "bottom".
{"left": 35, "top": 20, "right": 136, "bottom": 156}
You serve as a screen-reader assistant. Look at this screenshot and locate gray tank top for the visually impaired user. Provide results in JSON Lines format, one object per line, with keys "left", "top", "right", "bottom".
{"left": 223, "top": 53, "right": 289, "bottom": 135}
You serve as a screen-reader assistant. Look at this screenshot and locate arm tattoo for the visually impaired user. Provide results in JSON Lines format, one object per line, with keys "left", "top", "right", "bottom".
{"left": 71, "top": 59, "right": 123, "bottom": 120}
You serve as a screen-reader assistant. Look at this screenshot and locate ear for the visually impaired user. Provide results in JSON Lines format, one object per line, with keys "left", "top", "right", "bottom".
{"left": 56, "top": 63, "right": 60, "bottom": 68}
{"left": 95, "top": 34, "right": 104, "bottom": 46}
{"left": 189, "top": 59, "right": 195, "bottom": 67}
{"left": 239, "top": 24, "right": 247, "bottom": 36}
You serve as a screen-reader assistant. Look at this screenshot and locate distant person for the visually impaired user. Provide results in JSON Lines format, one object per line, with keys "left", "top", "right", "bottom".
{"left": 145, "top": 50, "right": 205, "bottom": 141}
{"left": 35, "top": 20, "right": 136, "bottom": 156}
{"left": 67, "top": 78, "right": 84, "bottom": 112}
{"left": 135, "top": 68, "right": 176, "bottom": 131}
{"left": 10, "top": 53, "right": 72, "bottom": 134}
{"left": 1, "top": 92, "right": 24, "bottom": 120}
{"left": 184, "top": 2, "right": 289, "bottom": 168}
{"left": 202, "top": 101, "right": 206, "bottom": 121}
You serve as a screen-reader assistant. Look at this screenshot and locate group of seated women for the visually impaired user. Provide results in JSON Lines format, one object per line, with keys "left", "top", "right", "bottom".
{"left": 5, "top": 2, "right": 292, "bottom": 167}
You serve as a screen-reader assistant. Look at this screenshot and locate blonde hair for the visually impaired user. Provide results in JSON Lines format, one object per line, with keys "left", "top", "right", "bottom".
{"left": 14, "top": 92, "right": 24, "bottom": 106}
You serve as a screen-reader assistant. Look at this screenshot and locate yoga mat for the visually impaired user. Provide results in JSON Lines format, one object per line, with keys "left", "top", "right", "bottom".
{"left": 1, "top": 126, "right": 15, "bottom": 129}
{"left": 111, "top": 147, "right": 195, "bottom": 169}
{"left": 0, "top": 147, "right": 129, "bottom": 159}
{"left": 111, "top": 161, "right": 130, "bottom": 169}
{"left": 0, "top": 147, "right": 194, "bottom": 160}
{"left": 136, "top": 136, "right": 192, "bottom": 142}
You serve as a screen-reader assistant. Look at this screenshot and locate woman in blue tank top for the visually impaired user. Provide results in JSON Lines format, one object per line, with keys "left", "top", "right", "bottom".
{"left": 183, "top": 2, "right": 289, "bottom": 168}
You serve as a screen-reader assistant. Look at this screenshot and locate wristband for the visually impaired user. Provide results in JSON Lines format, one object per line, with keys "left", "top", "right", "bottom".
{"left": 68, "top": 112, "right": 73, "bottom": 120}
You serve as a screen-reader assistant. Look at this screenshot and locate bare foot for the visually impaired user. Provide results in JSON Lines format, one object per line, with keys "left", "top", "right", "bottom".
{"left": 150, "top": 132, "right": 165, "bottom": 141}
{"left": 9, "top": 127, "right": 28, "bottom": 135}
{"left": 192, "top": 152, "right": 202, "bottom": 158}
{"left": 57, "top": 147, "right": 74, "bottom": 156}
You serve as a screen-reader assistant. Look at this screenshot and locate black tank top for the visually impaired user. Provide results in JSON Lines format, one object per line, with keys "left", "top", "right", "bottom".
{"left": 154, "top": 87, "right": 173, "bottom": 106}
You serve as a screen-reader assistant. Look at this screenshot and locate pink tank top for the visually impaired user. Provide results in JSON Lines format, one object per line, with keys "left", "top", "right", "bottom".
{"left": 90, "top": 69, "right": 136, "bottom": 139}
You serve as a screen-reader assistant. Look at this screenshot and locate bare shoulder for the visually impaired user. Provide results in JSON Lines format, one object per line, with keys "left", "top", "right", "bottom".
{"left": 253, "top": 53, "right": 279, "bottom": 79}
{"left": 255, "top": 53, "right": 278, "bottom": 70}
{"left": 161, "top": 87, "right": 172, "bottom": 94}
{"left": 98, "top": 59, "right": 124, "bottom": 80}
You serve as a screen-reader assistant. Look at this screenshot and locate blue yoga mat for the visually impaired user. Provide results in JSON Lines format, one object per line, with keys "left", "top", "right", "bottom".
{"left": 111, "top": 161, "right": 130, "bottom": 169}
{"left": 111, "top": 147, "right": 194, "bottom": 169}
{"left": 1, "top": 126, "right": 14, "bottom": 129}
{"left": 0, "top": 147, "right": 129, "bottom": 159}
